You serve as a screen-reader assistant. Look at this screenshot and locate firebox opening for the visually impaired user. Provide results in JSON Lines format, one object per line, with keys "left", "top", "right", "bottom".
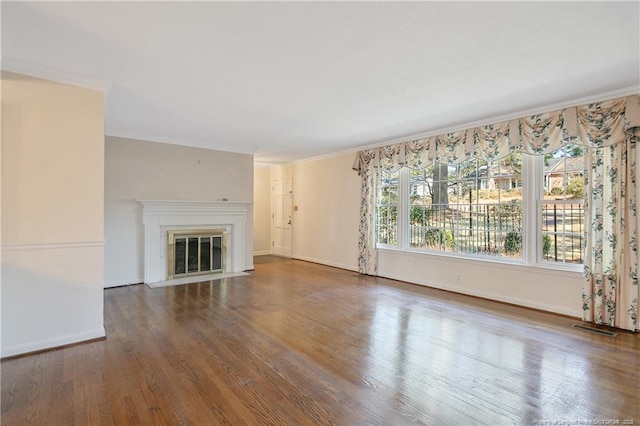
{"left": 167, "top": 229, "right": 226, "bottom": 280}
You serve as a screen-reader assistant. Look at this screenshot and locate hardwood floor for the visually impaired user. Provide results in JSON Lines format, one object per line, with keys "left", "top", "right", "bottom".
{"left": 2, "top": 259, "right": 639, "bottom": 425}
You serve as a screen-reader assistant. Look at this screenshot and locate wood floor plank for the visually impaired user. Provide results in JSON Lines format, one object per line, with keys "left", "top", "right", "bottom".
{"left": 2, "top": 258, "right": 639, "bottom": 425}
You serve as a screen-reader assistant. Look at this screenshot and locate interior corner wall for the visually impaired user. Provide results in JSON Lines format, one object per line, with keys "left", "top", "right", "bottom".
{"left": 1, "top": 72, "right": 105, "bottom": 357}
{"left": 272, "top": 153, "right": 361, "bottom": 271}
{"left": 277, "top": 149, "right": 582, "bottom": 317}
{"left": 104, "top": 136, "right": 254, "bottom": 287}
{"left": 253, "top": 164, "right": 272, "bottom": 255}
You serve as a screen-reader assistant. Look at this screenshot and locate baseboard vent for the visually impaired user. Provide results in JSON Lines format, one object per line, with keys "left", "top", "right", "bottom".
{"left": 572, "top": 323, "right": 617, "bottom": 337}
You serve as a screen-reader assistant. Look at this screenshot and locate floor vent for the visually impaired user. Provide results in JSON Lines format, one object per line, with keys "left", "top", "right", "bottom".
{"left": 572, "top": 323, "right": 617, "bottom": 337}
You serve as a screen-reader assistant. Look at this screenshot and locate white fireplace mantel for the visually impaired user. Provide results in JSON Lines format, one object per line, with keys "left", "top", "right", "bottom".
{"left": 138, "top": 199, "right": 251, "bottom": 284}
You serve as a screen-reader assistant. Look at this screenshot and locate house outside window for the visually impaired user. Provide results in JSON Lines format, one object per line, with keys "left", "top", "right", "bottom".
{"left": 540, "top": 145, "right": 585, "bottom": 264}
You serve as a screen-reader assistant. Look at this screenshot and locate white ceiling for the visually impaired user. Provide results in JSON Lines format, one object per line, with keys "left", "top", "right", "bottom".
{"left": 2, "top": 2, "right": 639, "bottom": 164}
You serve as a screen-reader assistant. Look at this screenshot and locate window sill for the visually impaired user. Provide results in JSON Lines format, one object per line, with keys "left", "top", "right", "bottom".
{"left": 377, "top": 245, "right": 583, "bottom": 277}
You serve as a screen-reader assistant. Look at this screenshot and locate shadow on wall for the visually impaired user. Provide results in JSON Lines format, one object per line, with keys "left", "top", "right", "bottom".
{"left": 1, "top": 248, "right": 105, "bottom": 358}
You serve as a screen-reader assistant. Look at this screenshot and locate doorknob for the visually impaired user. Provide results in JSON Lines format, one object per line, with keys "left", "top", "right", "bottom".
{"left": 287, "top": 220, "right": 292, "bottom": 225}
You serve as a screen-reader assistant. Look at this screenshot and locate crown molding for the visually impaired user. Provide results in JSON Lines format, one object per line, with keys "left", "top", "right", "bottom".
{"left": 355, "top": 86, "right": 640, "bottom": 151}
{"left": 1, "top": 55, "right": 111, "bottom": 92}
{"left": 106, "top": 132, "right": 256, "bottom": 157}
{"left": 290, "top": 86, "right": 640, "bottom": 166}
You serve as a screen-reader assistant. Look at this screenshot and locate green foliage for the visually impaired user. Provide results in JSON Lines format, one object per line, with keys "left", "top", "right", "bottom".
{"left": 502, "top": 153, "right": 523, "bottom": 173}
{"left": 542, "top": 234, "right": 552, "bottom": 257}
{"left": 550, "top": 187, "right": 564, "bottom": 196}
{"left": 499, "top": 199, "right": 522, "bottom": 215}
{"left": 544, "top": 153, "right": 553, "bottom": 166}
{"left": 424, "top": 228, "right": 455, "bottom": 250}
{"left": 410, "top": 206, "right": 431, "bottom": 225}
{"left": 567, "top": 178, "right": 584, "bottom": 198}
{"left": 504, "top": 231, "right": 522, "bottom": 254}
{"left": 566, "top": 145, "right": 584, "bottom": 158}
{"left": 552, "top": 144, "right": 584, "bottom": 159}
{"left": 492, "top": 200, "right": 523, "bottom": 230}
{"left": 443, "top": 230, "right": 454, "bottom": 249}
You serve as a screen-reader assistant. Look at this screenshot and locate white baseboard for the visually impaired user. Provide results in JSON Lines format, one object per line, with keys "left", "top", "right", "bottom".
{"left": 292, "top": 255, "right": 358, "bottom": 272}
{"left": 104, "top": 278, "right": 144, "bottom": 288}
{"left": 253, "top": 250, "right": 272, "bottom": 256}
{"left": 1, "top": 327, "right": 106, "bottom": 358}
{"left": 378, "top": 271, "right": 582, "bottom": 318}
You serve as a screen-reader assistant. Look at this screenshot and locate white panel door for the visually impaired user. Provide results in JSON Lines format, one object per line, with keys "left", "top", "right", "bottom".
{"left": 272, "top": 178, "right": 293, "bottom": 258}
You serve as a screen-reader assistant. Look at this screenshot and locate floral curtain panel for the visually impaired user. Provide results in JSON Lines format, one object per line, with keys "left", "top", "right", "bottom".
{"left": 352, "top": 95, "right": 640, "bottom": 331}
{"left": 581, "top": 99, "right": 638, "bottom": 332}
{"left": 353, "top": 149, "right": 379, "bottom": 275}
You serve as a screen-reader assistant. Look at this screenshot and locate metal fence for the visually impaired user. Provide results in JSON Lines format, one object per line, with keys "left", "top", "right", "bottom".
{"left": 407, "top": 202, "right": 584, "bottom": 263}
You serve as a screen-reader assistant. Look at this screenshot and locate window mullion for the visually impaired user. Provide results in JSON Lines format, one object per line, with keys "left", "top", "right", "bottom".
{"left": 398, "top": 167, "right": 410, "bottom": 250}
{"left": 522, "top": 154, "right": 540, "bottom": 265}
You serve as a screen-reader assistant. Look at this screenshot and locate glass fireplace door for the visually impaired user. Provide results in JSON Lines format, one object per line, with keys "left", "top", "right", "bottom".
{"left": 169, "top": 231, "right": 225, "bottom": 279}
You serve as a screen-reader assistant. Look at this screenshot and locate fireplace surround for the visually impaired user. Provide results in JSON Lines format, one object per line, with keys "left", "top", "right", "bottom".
{"left": 138, "top": 200, "right": 250, "bottom": 284}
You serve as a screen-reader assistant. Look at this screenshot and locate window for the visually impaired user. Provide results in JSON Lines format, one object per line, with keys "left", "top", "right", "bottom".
{"left": 541, "top": 145, "right": 585, "bottom": 264}
{"left": 376, "top": 170, "right": 399, "bottom": 246}
{"left": 376, "top": 149, "right": 584, "bottom": 269}
{"left": 408, "top": 154, "right": 523, "bottom": 258}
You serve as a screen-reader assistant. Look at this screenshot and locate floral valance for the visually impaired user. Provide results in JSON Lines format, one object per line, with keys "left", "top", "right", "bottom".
{"left": 353, "top": 94, "right": 640, "bottom": 175}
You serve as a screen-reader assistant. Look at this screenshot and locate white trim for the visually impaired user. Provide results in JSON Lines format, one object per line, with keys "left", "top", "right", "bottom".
{"left": 1, "top": 327, "right": 106, "bottom": 359}
{"left": 353, "top": 87, "right": 640, "bottom": 153}
{"left": 378, "top": 270, "right": 582, "bottom": 318}
{"left": 104, "top": 278, "right": 144, "bottom": 288}
{"left": 380, "top": 154, "right": 585, "bottom": 274}
{"left": 378, "top": 246, "right": 582, "bottom": 278}
{"left": 107, "top": 131, "right": 255, "bottom": 156}
{"left": 137, "top": 199, "right": 252, "bottom": 210}
{"left": 1, "top": 56, "right": 110, "bottom": 92}
{"left": 1, "top": 240, "right": 106, "bottom": 251}
{"left": 138, "top": 199, "right": 251, "bottom": 283}
{"left": 253, "top": 162, "right": 274, "bottom": 168}
{"left": 292, "top": 255, "right": 358, "bottom": 273}
{"left": 398, "top": 169, "right": 409, "bottom": 250}
{"left": 253, "top": 250, "right": 272, "bottom": 256}
{"left": 525, "top": 153, "right": 541, "bottom": 265}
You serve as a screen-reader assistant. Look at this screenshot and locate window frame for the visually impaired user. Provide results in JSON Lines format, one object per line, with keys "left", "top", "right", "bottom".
{"left": 375, "top": 169, "right": 400, "bottom": 248}
{"left": 537, "top": 146, "right": 586, "bottom": 269}
{"left": 375, "top": 153, "right": 584, "bottom": 273}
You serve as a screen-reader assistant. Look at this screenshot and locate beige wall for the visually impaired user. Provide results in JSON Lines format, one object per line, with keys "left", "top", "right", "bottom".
{"left": 377, "top": 251, "right": 583, "bottom": 317}
{"left": 272, "top": 152, "right": 361, "bottom": 271}
{"left": 1, "top": 72, "right": 105, "bottom": 357}
{"left": 277, "top": 149, "right": 583, "bottom": 317}
{"left": 104, "top": 136, "right": 254, "bottom": 287}
{"left": 253, "top": 164, "right": 272, "bottom": 255}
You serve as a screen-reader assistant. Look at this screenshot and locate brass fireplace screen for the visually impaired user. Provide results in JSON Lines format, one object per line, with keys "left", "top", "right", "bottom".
{"left": 167, "top": 229, "right": 226, "bottom": 279}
